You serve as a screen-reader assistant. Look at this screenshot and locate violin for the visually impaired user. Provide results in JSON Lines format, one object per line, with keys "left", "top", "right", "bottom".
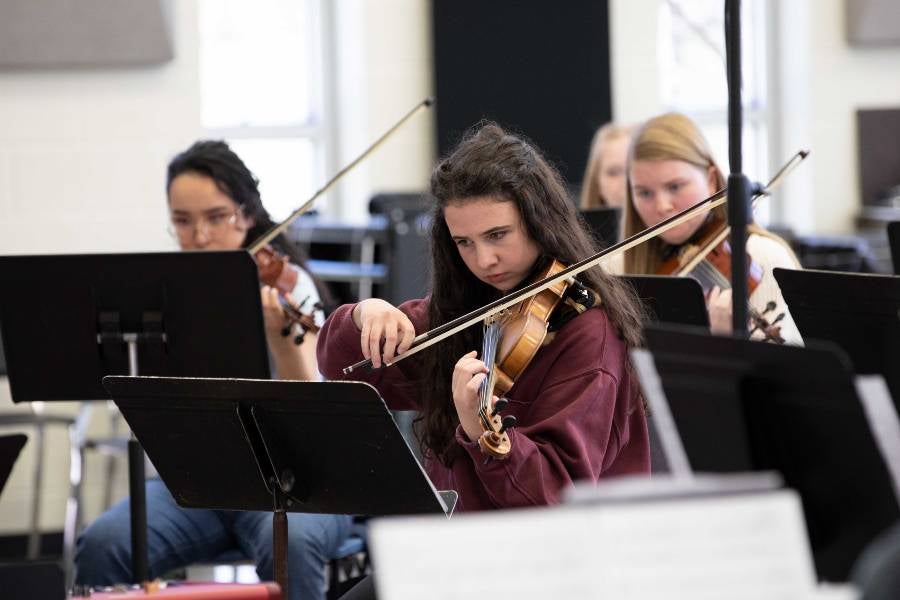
{"left": 656, "top": 214, "right": 785, "bottom": 343}
{"left": 254, "top": 245, "right": 322, "bottom": 345}
{"left": 476, "top": 259, "right": 577, "bottom": 458}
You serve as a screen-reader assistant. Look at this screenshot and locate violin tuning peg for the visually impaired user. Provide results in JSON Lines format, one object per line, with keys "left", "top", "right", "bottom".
{"left": 491, "top": 397, "right": 509, "bottom": 417}
{"left": 765, "top": 301, "right": 777, "bottom": 312}
{"left": 772, "top": 312, "right": 785, "bottom": 324}
{"left": 499, "top": 415, "right": 517, "bottom": 434}
{"left": 280, "top": 326, "right": 292, "bottom": 338}
{"left": 294, "top": 331, "right": 306, "bottom": 345}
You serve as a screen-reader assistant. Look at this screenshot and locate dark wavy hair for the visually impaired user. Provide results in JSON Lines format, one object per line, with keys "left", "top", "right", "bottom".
{"left": 166, "top": 140, "right": 332, "bottom": 307}
{"left": 419, "top": 122, "right": 645, "bottom": 466}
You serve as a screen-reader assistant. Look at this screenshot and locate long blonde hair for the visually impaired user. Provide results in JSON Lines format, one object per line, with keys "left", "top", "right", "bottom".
{"left": 580, "top": 122, "right": 630, "bottom": 209}
{"left": 622, "top": 112, "right": 777, "bottom": 274}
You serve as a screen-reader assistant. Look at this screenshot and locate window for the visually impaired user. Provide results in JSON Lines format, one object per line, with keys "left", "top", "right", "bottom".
{"left": 658, "top": 0, "right": 771, "bottom": 221}
{"left": 198, "top": 0, "right": 329, "bottom": 221}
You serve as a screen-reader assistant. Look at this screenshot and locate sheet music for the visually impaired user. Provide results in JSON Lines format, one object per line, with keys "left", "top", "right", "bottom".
{"left": 855, "top": 374, "right": 900, "bottom": 503}
{"left": 566, "top": 472, "right": 782, "bottom": 505}
{"left": 371, "top": 490, "right": 819, "bottom": 600}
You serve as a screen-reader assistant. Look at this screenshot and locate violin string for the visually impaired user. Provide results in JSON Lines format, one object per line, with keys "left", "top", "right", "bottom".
{"left": 694, "top": 260, "right": 730, "bottom": 290}
{"left": 479, "top": 320, "right": 502, "bottom": 429}
{"left": 692, "top": 260, "right": 773, "bottom": 331}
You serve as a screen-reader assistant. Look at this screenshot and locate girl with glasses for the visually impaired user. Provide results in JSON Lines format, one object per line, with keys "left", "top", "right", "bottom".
{"left": 74, "top": 140, "right": 352, "bottom": 600}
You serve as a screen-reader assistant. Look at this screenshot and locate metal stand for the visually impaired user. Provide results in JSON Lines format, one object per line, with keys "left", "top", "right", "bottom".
{"left": 725, "top": 0, "right": 751, "bottom": 337}
{"left": 94, "top": 330, "right": 166, "bottom": 584}
{"left": 271, "top": 479, "right": 294, "bottom": 599}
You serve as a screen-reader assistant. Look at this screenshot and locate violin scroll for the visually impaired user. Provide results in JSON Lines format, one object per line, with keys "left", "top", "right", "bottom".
{"left": 749, "top": 300, "right": 786, "bottom": 344}
{"left": 280, "top": 296, "right": 323, "bottom": 346}
{"left": 478, "top": 413, "right": 514, "bottom": 459}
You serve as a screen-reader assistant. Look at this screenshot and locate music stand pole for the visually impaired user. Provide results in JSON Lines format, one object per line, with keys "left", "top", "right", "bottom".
{"left": 270, "top": 471, "right": 291, "bottom": 597}
{"left": 98, "top": 331, "right": 157, "bottom": 583}
{"left": 725, "top": 0, "right": 751, "bottom": 337}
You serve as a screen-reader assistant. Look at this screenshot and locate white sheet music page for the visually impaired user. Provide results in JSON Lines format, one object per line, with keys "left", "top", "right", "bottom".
{"left": 370, "top": 489, "right": 820, "bottom": 600}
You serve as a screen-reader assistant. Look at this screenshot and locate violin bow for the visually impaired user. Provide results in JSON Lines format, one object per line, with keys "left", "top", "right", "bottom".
{"left": 343, "top": 149, "right": 809, "bottom": 374}
{"left": 248, "top": 97, "right": 434, "bottom": 254}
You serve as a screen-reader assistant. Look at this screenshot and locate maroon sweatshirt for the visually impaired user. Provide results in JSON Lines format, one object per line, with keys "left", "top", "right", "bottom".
{"left": 317, "top": 299, "right": 650, "bottom": 512}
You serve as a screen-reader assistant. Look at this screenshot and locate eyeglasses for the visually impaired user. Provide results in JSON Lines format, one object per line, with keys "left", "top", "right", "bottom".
{"left": 167, "top": 206, "right": 245, "bottom": 240}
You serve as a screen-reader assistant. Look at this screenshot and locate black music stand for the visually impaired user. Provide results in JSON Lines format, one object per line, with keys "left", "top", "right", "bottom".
{"left": 0, "top": 251, "right": 271, "bottom": 584}
{"left": 773, "top": 267, "right": 900, "bottom": 406}
{"left": 889, "top": 221, "right": 899, "bottom": 274}
{"left": 643, "top": 324, "right": 900, "bottom": 583}
{"left": 622, "top": 275, "right": 709, "bottom": 328}
{"left": 102, "top": 376, "right": 456, "bottom": 598}
{"left": 581, "top": 207, "right": 621, "bottom": 250}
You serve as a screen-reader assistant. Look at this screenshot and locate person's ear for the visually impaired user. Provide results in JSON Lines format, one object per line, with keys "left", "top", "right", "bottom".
{"left": 707, "top": 165, "right": 719, "bottom": 195}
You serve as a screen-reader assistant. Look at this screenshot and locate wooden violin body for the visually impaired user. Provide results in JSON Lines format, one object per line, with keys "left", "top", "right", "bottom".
{"left": 656, "top": 217, "right": 785, "bottom": 343}
{"left": 254, "top": 245, "right": 321, "bottom": 344}
{"left": 254, "top": 245, "right": 300, "bottom": 296}
{"left": 656, "top": 217, "right": 763, "bottom": 294}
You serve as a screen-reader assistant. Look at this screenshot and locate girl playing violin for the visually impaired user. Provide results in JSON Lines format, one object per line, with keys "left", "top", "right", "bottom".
{"left": 618, "top": 112, "right": 803, "bottom": 344}
{"left": 317, "top": 123, "right": 650, "bottom": 512}
{"left": 166, "top": 140, "right": 330, "bottom": 380}
{"left": 75, "top": 140, "right": 352, "bottom": 600}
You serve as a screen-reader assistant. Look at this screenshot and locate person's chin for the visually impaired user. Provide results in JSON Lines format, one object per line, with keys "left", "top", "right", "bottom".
{"left": 660, "top": 230, "right": 691, "bottom": 246}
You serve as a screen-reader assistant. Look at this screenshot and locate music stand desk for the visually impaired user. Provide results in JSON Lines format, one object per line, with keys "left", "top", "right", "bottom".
{"left": 0, "top": 251, "right": 270, "bottom": 402}
{"left": 581, "top": 207, "right": 621, "bottom": 249}
{"left": 622, "top": 275, "right": 709, "bottom": 328}
{"left": 773, "top": 267, "right": 900, "bottom": 405}
{"left": 104, "top": 376, "right": 456, "bottom": 596}
{"left": 644, "top": 324, "right": 900, "bottom": 582}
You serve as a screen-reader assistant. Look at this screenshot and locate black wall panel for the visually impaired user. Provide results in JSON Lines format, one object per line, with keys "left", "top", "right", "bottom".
{"left": 432, "top": 0, "right": 611, "bottom": 187}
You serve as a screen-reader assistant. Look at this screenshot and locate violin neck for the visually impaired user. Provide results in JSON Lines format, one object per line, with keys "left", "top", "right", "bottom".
{"left": 478, "top": 321, "right": 502, "bottom": 414}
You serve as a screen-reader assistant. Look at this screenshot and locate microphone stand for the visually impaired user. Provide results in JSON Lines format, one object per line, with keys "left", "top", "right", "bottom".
{"left": 725, "top": 0, "right": 751, "bottom": 337}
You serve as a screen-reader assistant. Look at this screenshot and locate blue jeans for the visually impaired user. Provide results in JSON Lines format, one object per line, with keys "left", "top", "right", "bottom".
{"left": 75, "top": 479, "right": 353, "bottom": 600}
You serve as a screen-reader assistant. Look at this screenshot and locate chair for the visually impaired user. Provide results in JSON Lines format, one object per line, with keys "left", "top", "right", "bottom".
{"left": 195, "top": 525, "right": 369, "bottom": 600}
{"left": 0, "top": 407, "right": 75, "bottom": 560}
{"left": 326, "top": 523, "right": 369, "bottom": 600}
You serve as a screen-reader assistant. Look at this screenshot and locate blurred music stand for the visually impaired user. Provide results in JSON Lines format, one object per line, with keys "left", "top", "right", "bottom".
{"left": 622, "top": 275, "right": 709, "bottom": 328}
{"left": 889, "top": 221, "right": 899, "bottom": 274}
{"left": 581, "top": 207, "right": 621, "bottom": 250}
{"left": 643, "top": 324, "right": 900, "bottom": 582}
{"left": 0, "top": 251, "right": 271, "bottom": 584}
{"left": 103, "top": 376, "right": 456, "bottom": 598}
{"left": 773, "top": 267, "right": 900, "bottom": 406}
